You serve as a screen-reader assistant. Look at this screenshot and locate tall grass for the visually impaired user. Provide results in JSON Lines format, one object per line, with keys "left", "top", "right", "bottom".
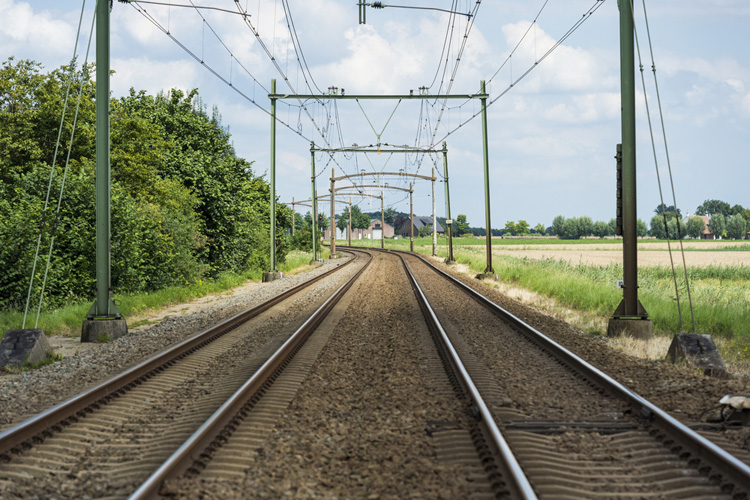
{"left": 351, "top": 239, "right": 750, "bottom": 339}
{"left": 0, "top": 250, "right": 326, "bottom": 339}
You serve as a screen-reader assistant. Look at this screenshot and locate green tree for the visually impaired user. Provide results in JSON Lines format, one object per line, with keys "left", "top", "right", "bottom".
{"left": 593, "top": 221, "right": 609, "bottom": 238}
{"left": 637, "top": 219, "right": 648, "bottom": 237}
{"left": 551, "top": 215, "right": 565, "bottom": 237}
{"left": 336, "top": 210, "right": 348, "bottom": 232}
{"left": 383, "top": 207, "right": 397, "bottom": 225}
{"left": 686, "top": 217, "right": 705, "bottom": 239}
{"left": 533, "top": 223, "right": 546, "bottom": 235}
{"left": 418, "top": 224, "right": 432, "bottom": 237}
{"left": 654, "top": 204, "right": 681, "bottom": 217}
{"left": 578, "top": 216, "right": 594, "bottom": 238}
{"left": 607, "top": 218, "right": 618, "bottom": 236}
{"left": 0, "top": 59, "right": 283, "bottom": 310}
{"left": 516, "top": 220, "right": 530, "bottom": 235}
{"left": 709, "top": 214, "right": 726, "bottom": 238}
{"left": 696, "top": 199, "right": 731, "bottom": 218}
{"left": 726, "top": 214, "right": 747, "bottom": 240}
{"left": 503, "top": 221, "right": 517, "bottom": 236}
{"left": 730, "top": 204, "right": 745, "bottom": 216}
{"left": 349, "top": 205, "right": 371, "bottom": 230}
{"left": 454, "top": 214, "right": 470, "bottom": 236}
{"left": 560, "top": 218, "right": 581, "bottom": 239}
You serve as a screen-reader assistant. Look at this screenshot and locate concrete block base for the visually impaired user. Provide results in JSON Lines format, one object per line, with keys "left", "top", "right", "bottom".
{"left": 309, "top": 259, "right": 324, "bottom": 266}
{"left": 81, "top": 319, "right": 128, "bottom": 343}
{"left": 607, "top": 318, "right": 653, "bottom": 339}
{"left": 667, "top": 333, "right": 726, "bottom": 376}
{"left": 476, "top": 273, "right": 500, "bottom": 281}
{"left": 262, "top": 272, "right": 283, "bottom": 283}
{"left": 0, "top": 329, "right": 52, "bottom": 368}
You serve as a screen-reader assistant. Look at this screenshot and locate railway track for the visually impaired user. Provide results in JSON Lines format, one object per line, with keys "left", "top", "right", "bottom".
{"left": 0, "top": 250, "right": 365, "bottom": 498}
{"left": 2, "top": 246, "right": 750, "bottom": 498}
{"left": 396, "top": 248, "right": 750, "bottom": 499}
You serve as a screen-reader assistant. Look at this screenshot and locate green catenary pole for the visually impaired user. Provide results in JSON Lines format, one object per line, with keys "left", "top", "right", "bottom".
{"left": 480, "top": 80, "right": 495, "bottom": 274}
{"left": 614, "top": 0, "right": 646, "bottom": 319}
{"left": 89, "top": 0, "right": 120, "bottom": 320}
{"left": 608, "top": 0, "right": 651, "bottom": 338}
{"left": 269, "top": 79, "right": 277, "bottom": 272}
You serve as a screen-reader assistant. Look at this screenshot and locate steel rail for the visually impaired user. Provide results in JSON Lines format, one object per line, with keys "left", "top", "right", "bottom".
{"left": 129, "top": 249, "right": 373, "bottom": 499}
{"left": 0, "top": 252, "right": 359, "bottom": 457}
{"left": 401, "top": 249, "right": 750, "bottom": 494}
{"left": 395, "top": 251, "right": 538, "bottom": 500}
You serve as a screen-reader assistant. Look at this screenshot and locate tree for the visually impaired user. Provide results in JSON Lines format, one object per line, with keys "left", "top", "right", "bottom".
{"left": 336, "top": 209, "right": 348, "bottom": 232}
{"left": 552, "top": 215, "right": 565, "bottom": 237}
{"left": 578, "top": 216, "right": 594, "bottom": 238}
{"left": 730, "top": 204, "right": 745, "bottom": 216}
{"left": 654, "top": 204, "right": 681, "bottom": 218}
{"left": 726, "top": 214, "right": 747, "bottom": 240}
{"left": 649, "top": 215, "right": 682, "bottom": 239}
{"left": 418, "top": 224, "right": 432, "bottom": 237}
{"left": 607, "top": 218, "right": 618, "bottom": 236}
{"left": 454, "top": 214, "right": 470, "bottom": 236}
{"left": 515, "top": 220, "right": 530, "bottom": 235}
{"left": 383, "top": 207, "right": 397, "bottom": 225}
{"left": 686, "top": 217, "right": 705, "bottom": 239}
{"left": 560, "top": 218, "right": 581, "bottom": 239}
{"left": 503, "top": 221, "right": 517, "bottom": 236}
{"left": 696, "top": 199, "right": 731, "bottom": 218}
{"left": 533, "top": 223, "right": 546, "bottom": 235}
{"left": 637, "top": 219, "right": 648, "bottom": 237}
{"left": 349, "top": 205, "right": 371, "bottom": 230}
{"left": 593, "top": 221, "right": 609, "bottom": 238}
{"left": 709, "top": 214, "right": 725, "bottom": 238}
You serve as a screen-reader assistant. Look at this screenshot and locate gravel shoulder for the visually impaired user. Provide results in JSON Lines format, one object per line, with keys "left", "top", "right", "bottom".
{"left": 0, "top": 256, "right": 351, "bottom": 430}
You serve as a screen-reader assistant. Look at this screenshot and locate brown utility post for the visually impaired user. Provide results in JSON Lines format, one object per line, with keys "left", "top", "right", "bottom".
{"left": 330, "top": 168, "right": 336, "bottom": 258}
{"left": 381, "top": 191, "right": 385, "bottom": 249}
{"left": 432, "top": 167, "right": 437, "bottom": 256}
{"left": 409, "top": 182, "right": 414, "bottom": 252}
{"left": 443, "top": 142, "right": 455, "bottom": 262}
{"left": 348, "top": 196, "right": 352, "bottom": 247}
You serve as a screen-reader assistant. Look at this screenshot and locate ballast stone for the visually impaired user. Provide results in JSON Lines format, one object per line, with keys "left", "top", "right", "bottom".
{"left": 0, "top": 329, "right": 52, "bottom": 368}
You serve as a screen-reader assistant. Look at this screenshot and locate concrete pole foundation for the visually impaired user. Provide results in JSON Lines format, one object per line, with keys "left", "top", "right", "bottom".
{"left": 606, "top": 318, "right": 653, "bottom": 339}
{"left": 81, "top": 319, "right": 128, "bottom": 343}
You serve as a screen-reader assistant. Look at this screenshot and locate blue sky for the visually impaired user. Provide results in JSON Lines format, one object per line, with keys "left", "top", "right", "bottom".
{"left": 2, "top": 0, "right": 749, "bottom": 229}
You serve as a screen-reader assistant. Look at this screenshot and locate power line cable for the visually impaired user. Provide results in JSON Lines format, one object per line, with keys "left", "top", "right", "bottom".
{"left": 434, "top": 0, "right": 606, "bottom": 144}
{"left": 23, "top": 0, "right": 90, "bottom": 329}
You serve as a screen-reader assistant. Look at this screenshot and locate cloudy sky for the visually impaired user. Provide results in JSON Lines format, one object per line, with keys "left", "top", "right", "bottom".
{"left": 3, "top": 0, "right": 749, "bottom": 229}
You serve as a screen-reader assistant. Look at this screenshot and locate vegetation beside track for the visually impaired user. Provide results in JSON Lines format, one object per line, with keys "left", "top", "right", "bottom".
{"left": 0, "top": 250, "right": 327, "bottom": 339}
{"left": 343, "top": 237, "right": 750, "bottom": 368}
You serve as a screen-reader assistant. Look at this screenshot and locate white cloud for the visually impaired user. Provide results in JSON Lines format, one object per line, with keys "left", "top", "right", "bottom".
{"left": 499, "top": 21, "right": 617, "bottom": 94}
{"left": 0, "top": 0, "right": 79, "bottom": 64}
{"left": 110, "top": 57, "right": 199, "bottom": 96}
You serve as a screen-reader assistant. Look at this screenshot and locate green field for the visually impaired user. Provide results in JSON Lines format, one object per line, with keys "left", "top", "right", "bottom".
{"left": 342, "top": 237, "right": 750, "bottom": 343}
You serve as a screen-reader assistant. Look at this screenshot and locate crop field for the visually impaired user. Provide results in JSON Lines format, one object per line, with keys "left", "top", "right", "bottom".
{"left": 343, "top": 236, "right": 750, "bottom": 373}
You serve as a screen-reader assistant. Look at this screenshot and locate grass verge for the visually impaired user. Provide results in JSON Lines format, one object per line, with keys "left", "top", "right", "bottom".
{"left": 0, "top": 250, "right": 327, "bottom": 339}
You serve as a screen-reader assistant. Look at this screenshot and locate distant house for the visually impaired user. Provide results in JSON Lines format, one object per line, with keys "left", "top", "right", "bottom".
{"left": 398, "top": 216, "right": 445, "bottom": 238}
{"left": 695, "top": 215, "right": 714, "bottom": 240}
{"left": 323, "top": 219, "right": 393, "bottom": 240}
